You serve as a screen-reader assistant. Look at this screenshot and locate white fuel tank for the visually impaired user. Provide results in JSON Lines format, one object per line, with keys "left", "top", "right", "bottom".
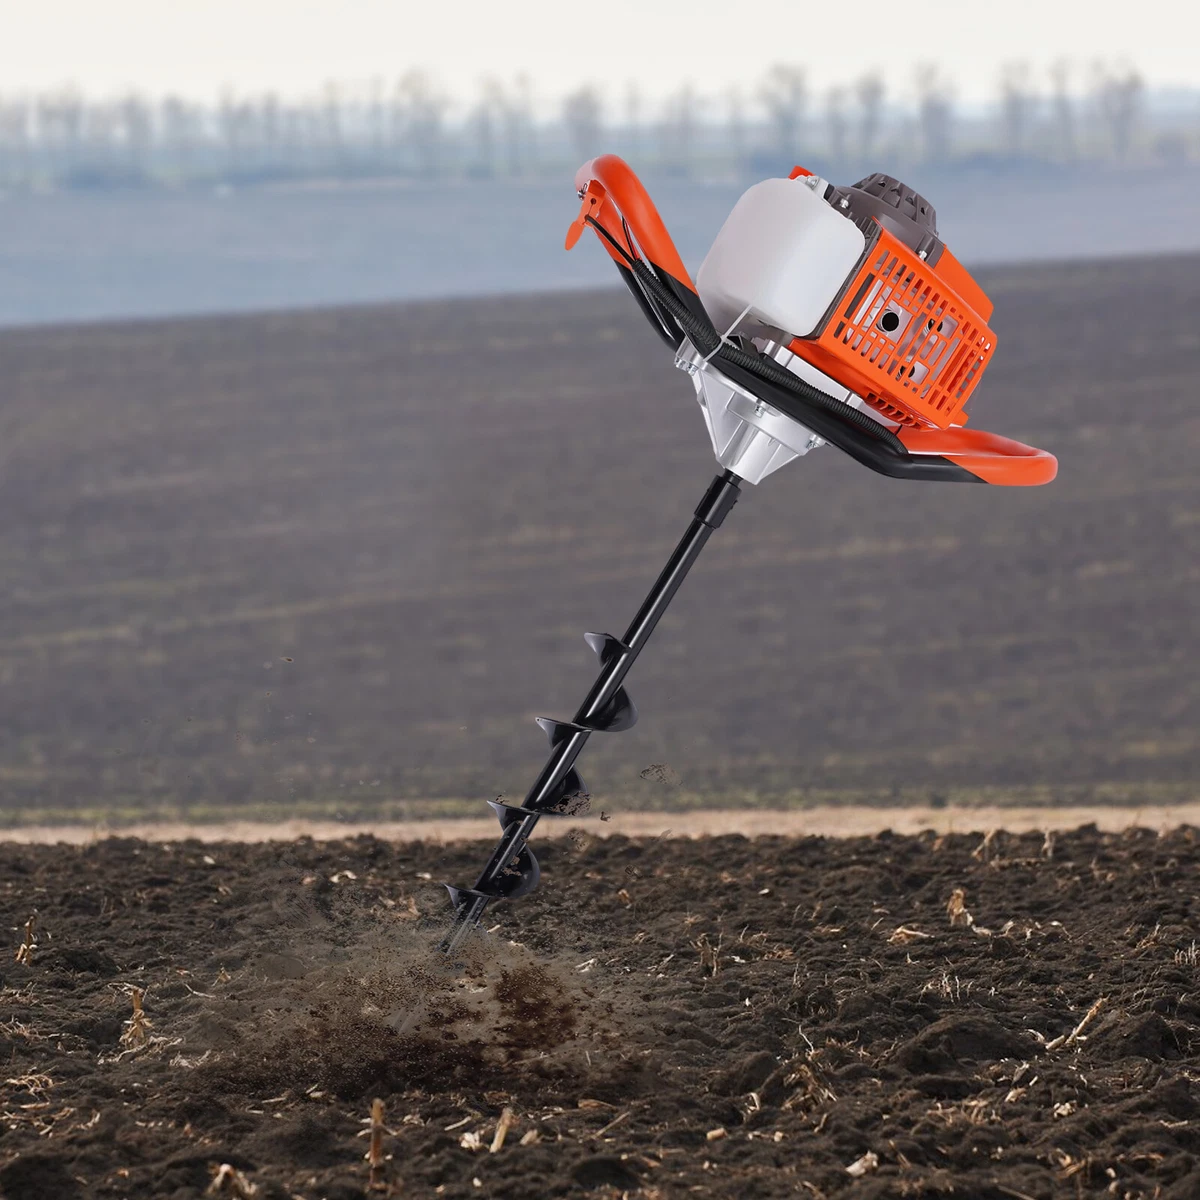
{"left": 696, "top": 176, "right": 866, "bottom": 341}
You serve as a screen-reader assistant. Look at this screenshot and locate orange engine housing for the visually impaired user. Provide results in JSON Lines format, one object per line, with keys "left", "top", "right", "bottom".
{"left": 789, "top": 225, "right": 996, "bottom": 430}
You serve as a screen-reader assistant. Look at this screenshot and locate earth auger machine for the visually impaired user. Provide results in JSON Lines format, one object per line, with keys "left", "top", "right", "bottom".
{"left": 440, "top": 155, "right": 1057, "bottom": 956}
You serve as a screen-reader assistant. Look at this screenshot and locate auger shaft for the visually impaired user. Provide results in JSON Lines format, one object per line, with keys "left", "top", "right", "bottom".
{"left": 441, "top": 469, "right": 742, "bottom": 954}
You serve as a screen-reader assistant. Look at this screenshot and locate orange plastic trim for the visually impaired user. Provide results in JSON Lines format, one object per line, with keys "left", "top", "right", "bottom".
{"left": 789, "top": 227, "right": 996, "bottom": 430}
{"left": 565, "top": 181, "right": 636, "bottom": 272}
{"left": 931, "top": 245, "right": 993, "bottom": 323}
{"left": 569, "top": 154, "right": 696, "bottom": 292}
{"left": 899, "top": 427, "right": 1057, "bottom": 486}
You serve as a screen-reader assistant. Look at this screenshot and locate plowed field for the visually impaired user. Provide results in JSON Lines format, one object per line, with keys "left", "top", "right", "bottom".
{"left": 2, "top": 825, "right": 1197, "bottom": 1198}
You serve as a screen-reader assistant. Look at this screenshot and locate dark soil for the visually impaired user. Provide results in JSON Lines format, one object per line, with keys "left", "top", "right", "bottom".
{"left": 2, "top": 825, "right": 1199, "bottom": 1198}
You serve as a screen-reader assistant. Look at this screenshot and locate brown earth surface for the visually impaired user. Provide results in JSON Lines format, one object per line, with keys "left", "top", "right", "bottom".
{"left": 1, "top": 253, "right": 1198, "bottom": 824}
{"left": 2, "top": 825, "right": 1198, "bottom": 1199}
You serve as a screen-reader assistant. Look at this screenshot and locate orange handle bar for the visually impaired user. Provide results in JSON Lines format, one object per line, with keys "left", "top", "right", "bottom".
{"left": 900, "top": 427, "right": 1058, "bottom": 486}
{"left": 567, "top": 154, "right": 697, "bottom": 292}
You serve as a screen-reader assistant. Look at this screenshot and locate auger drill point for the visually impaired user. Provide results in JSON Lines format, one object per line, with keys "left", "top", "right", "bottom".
{"left": 440, "top": 156, "right": 1056, "bottom": 955}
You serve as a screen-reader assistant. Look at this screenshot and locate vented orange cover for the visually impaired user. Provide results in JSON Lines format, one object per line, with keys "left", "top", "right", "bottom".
{"left": 789, "top": 227, "right": 995, "bottom": 429}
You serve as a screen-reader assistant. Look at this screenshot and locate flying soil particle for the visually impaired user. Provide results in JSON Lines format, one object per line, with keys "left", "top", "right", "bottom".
{"left": 186, "top": 919, "right": 601, "bottom": 1101}
{"left": 639, "top": 762, "right": 681, "bottom": 787}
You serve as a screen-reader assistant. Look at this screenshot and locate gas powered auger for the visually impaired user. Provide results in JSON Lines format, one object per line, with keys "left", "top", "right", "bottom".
{"left": 440, "top": 155, "right": 1056, "bottom": 955}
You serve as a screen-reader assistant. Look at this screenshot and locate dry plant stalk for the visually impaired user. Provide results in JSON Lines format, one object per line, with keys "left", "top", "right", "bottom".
{"left": 888, "top": 925, "right": 932, "bottom": 945}
{"left": 490, "top": 1106, "right": 515, "bottom": 1153}
{"left": 1049, "top": 1148, "right": 1088, "bottom": 1179}
{"left": 845, "top": 1150, "right": 879, "bottom": 1177}
{"left": 694, "top": 932, "right": 721, "bottom": 977}
{"left": 783, "top": 1061, "right": 838, "bottom": 1113}
{"left": 929, "top": 1097, "right": 996, "bottom": 1129}
{"left": 120, "top": 988, "right": 152, "bottom": 1049}
{"left": 946, "top": 888, "right": 974, "bottom": 929}
{"left": 971, "top": 829, "right": 998, "bottom": 862}
{"left": 14, "top": 915, "right": 36, "bottom": 965}
{"left": 4, "top": 1071, "right": 54, "bottom": 1095}
{"left": 207, "top": 1163, "right": 257, "bottom": 1197}
{"left": 1045, "top": 996, "right": 1106, "bottom": 1051}
{"left": 595, "top": 1110, "right": 630, "bottom": 1137}
{"left": 1174, "top": 942, "right": 1199, "bottom": 967}
{"left": 363, "top": 1097, "right": 388, "bottom": 1190}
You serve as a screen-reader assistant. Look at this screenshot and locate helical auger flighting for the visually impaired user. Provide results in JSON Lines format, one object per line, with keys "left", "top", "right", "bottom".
{"left": 439, "top": 470, "right": 742, "bottom": 955}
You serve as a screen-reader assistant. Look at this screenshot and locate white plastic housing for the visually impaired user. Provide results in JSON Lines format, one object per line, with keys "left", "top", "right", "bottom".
{"left": 697, "top": 177, "right": 866, "bottom": 340}
{"left": 674, "top": 337, "right": 860, "bottom": 485}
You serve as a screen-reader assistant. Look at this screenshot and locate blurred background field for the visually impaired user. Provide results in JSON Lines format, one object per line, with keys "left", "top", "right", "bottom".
{"left": 1, "top": 2, "right": 1198, "bottom": 826}
{"left": 1, "top": 252, "right": 1196, "bottom": 826}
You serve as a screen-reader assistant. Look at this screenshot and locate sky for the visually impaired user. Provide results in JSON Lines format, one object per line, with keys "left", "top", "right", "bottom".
{"left": 0, "top": 0, "right": 1192, "bottom": 109}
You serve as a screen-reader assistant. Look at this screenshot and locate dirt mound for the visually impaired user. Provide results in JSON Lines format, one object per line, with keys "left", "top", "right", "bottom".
{"left": 1, "top": 825, "right": 1198, "bottom": 1197}
{"left": 894, "top": 1014, "right": 1037, "bottom": 1073}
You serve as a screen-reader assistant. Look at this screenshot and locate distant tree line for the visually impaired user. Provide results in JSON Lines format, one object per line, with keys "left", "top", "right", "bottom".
{"left": 0, "top": 61, "right": 1193, "bottom": 190}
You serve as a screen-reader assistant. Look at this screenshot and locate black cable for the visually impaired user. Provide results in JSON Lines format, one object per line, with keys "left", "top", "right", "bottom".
{"left": 618, "top": 216, "right": 685, "bottom": 348}
{"left": 616, "top": 264, "right": 683, "bottom": 349}
{"left": 620, "top": 216, "right": 637, "bottom": 257}
{"left": 622, "top": 248, "right": 903, "bottom": 452}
